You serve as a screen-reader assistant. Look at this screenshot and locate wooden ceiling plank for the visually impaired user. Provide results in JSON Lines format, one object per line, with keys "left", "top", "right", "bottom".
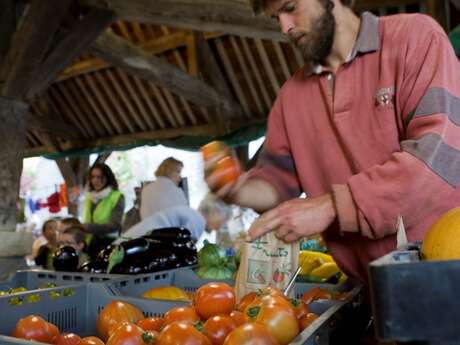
{"left": 0, "top": 0, "right": 73, "bottom": 98}
{"left": 132, "top": 22, "right": 147, "bottom": 43}
{"left": 149, "top": 84, "right": 178, "bottom": 127}
{"left": 229, "top": 36, "right": 264, "bottom": 115}
{"left": 354, "top": 0, "right": 423, "bottom": 11}
{"left": 25, "top": 112, "right": 79, "bottom": 139}
{"left": 98, "top": 70, "right": 137, "bottom": 133}
{"left": 291, "top": 44, "right": 305, "bottom": 70}
{"left": 80, "top": 0, "right": 282, "bottom": 41}
{"left": 113, "top": 69, "right": 150, "bottom": 131}
{"left": 65, "top": 80, "right": 107, "bottom": 137}
{"left": 115, "top": 21, "right": 133, "bottom": 41}
{"left": 0, "top": 0, "right": 16, "bottom": 65}
{"left": 58, "top": 59, "right": 110, "bottom": 82}
{"left": 92, "top": 30, "right": 224, "bottom": 108}
{"left": 162, "top": 87, "right": 187, "bottom": 127}
{"left": 255, "top": 38, "right": 280, "bottom": 94}
{"left": 56, "top": 83, "right": 96, "bottom": 137}
{"left": 132, "top": 76, "right": 164, "bottom": 129}
{"left": 74, "top": 76, "right": 116, "bottom": 136}
{"left": 240, "top": 37, "right": 272, "bottom": 111}
{"left": 48, "top": 87, "right": 90, "bottom": 138}
{"left": 215, "top": 38, "right": 251, "bottom": 117}
{"left": 83, "top": 73, "right": 124, "bottom": 134}
{"left": 26, "top": 8, "right": 115, "bottom": 99}
{"left": 26, "top": 132, "right": 39, "bottom": 147}
{"left": 273, "top": 41, "right": 291, "bottom": 80}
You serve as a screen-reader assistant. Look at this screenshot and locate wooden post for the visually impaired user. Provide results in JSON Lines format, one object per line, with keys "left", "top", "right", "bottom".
{"left": 0, "top": 96, "right": 33, "bottom": 256}
{"left": 427, "top": 0, "right": 449, "bottom": 31}
{"left": 235, "top": 145, "right": 249, "bottom": 170}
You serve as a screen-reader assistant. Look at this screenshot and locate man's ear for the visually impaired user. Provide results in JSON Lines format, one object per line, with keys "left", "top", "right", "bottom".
{"left": 78, "top": 242, "right": 85, "bottom": 251}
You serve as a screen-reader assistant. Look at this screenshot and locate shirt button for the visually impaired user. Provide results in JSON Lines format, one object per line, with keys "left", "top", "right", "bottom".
{"left": 327, "top": 73, "right": 333, "bottom": 80}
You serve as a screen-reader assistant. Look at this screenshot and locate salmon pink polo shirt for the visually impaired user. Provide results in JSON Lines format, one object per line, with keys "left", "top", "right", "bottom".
{"left": 249, "top": 12, "right": 460, "bottom": 281}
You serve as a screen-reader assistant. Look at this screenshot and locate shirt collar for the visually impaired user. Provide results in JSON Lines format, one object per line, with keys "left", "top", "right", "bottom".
{"left": 304, "top": 11, "right": 381, "bottom": 76}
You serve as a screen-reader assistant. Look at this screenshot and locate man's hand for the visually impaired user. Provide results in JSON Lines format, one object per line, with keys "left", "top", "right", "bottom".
{"left": 248, "top": 194, "right": 337, "bottom": 242}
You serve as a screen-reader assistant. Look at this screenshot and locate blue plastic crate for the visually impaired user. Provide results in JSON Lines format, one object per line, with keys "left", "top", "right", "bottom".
{"left": 0, "top": 269, "right": 127, "bottom": 292}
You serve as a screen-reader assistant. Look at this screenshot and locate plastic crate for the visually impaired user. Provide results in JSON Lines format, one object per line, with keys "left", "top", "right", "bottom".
{"left": 0, "top": 282, "right": 361, "bottom": 345}
{"left": 369, "top": 246, "right": 460, "bottom": 344}
{"left": 0, "top": 269, "right": 127, "bottom": 292}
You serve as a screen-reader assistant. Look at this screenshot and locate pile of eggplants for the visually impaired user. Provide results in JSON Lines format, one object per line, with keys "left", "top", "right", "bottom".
{"left": 79, "top": 227, "right": 197, "bottom": 274}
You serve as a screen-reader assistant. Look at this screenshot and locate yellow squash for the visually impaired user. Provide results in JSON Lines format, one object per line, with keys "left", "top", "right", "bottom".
{"left": 422, "top": 206, "right": 460, "bottom": 260}
{"left": 142, "top": 286, "right": 190, "bottom": 301}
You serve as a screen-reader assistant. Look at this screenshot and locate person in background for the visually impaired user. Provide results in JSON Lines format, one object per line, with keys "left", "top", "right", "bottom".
{"left": 34, "top": 219, "right": 58, "bottom": 269}
{"left": 119, "top": 194, "right": 231, "bottom": 243}
{"left": 140, "top": 157, "right": 188, "bottom": 220}
{"left": 122, "top": 186, "right": 142, "bottom": 233}
{"left": 58, "top": 225, "right": 90, "bottom": 266}
{"left": 58, "top": 217, "right": 81, "bottom": 235}
{"left": 82, "top": 163, "right": 125, "bottom": 260}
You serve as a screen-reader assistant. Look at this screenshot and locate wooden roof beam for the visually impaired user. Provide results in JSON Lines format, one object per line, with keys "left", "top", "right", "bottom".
{"left": 27, "top": 8, "right": 115, "bottom": 99}
{"left": 91, "top": 30, "right": 238, "bottom": 110}
{"left": 25, "top": 112, "right": 79, "bottom": 139}
{"left": 0, "top": 0, "right": 73, "bottom": 99}
{"left": 80, "top": 0, "right": 283, "bottom": 41}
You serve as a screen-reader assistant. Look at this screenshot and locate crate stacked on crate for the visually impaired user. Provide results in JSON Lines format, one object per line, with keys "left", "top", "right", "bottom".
{"left": 369, "top": 245, "right": 460, "bottom": 345}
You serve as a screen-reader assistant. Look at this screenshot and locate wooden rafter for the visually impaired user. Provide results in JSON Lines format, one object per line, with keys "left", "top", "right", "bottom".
{"left": 0, "top": 0, "right": 16, "bottom": 65}
{"left": 0, "top": 0, "right": 73, "bottom": 98}
{"left": 80, "top": 0, "right": 282, "bottom": 41}
{"left": 91, "top": 30, "right": 231, "bottom": 109}
{"left": 26, "top": 8, "right": 115, "bottom": 99}
{"left": 25, "top": 112, "right": 79, "bottom": 139}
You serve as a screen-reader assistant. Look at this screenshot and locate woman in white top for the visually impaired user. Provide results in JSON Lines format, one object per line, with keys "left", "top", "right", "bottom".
{"left": 140, "top": 157, "right": 188, "bottom": 219}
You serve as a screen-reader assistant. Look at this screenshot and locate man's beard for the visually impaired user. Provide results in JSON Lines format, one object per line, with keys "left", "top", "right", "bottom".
{"left": 289, "top": 1, "right": 336, "bottom": 66}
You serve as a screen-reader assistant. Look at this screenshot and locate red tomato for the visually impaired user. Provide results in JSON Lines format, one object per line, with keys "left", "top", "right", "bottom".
{"left": 203, "top": 315, "right": 237, "bottom": 345}
{"left": 78, "top": 336, "right": 105, "bottom": 345}
{"left": 201, "top": 141, "right": 229, "bottom": 161}
{"left": 12, "top": 315, "right": 60, "bottom": 344}
{"left": 136, "top": 317, "right": 164, "bottom": 332}
{"left": 245, "top": 302, "right": 299, "bottom": 345}
{"left": 55, "top": 333, "right": 82, "bottom": 345}
{"left": 195, "top": 283, "right": 236, "bottom": 320}
{"left": 290, "top": 298, "right": 310, "bottom": 320}
{"left": 299, "top": 313, "right": 319, "bottom": 331}
{"left": 236, "top": 292, "right": 256, "bottom": 312}
{"left": 301, "top": 288, "right": 333, "bottom": 305}
{"left": 106, "top": 323, "right": 156, "bottom": 345}
{"left": 157, "top": 322, "right": 211, "bottom": 345}
{"left": 163, "top": 306, "right": 200, "bottom": 326}
{"left": 229, "top": 311, "right": 245, "bottom": 327}
{"left": 223, "top": 323, "right": 278, "bottom": 345}
{"left": 96, "top": 301, "right": 144, "bottom": 341}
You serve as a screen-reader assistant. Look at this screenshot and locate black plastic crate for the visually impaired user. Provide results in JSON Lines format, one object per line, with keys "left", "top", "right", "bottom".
{"left": 369, "top": 246, "right": 460, "bottom": 344}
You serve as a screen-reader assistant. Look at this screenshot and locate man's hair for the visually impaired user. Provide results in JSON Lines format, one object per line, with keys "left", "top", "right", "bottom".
{"left": 59, "top": 217, "right": 81, "bottom": 232}
{"left": 250, "top": 0, "right": 354, "bottom": 13}
{"left": 62, "top": 225, "right": 86, "bottom": 244}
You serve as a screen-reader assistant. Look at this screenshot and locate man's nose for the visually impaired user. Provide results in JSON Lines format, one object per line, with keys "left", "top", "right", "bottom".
{"left": 279, "top": 14, "right": 294, "bottom": 35}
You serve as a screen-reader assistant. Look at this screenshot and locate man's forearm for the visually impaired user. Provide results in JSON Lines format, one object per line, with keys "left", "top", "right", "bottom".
{"left": 231, "top": 178, "right": 280, "bottom": 213}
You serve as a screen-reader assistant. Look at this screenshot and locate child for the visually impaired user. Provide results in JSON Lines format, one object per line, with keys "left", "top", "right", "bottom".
{"left": 34, "top": 219, "right": 58, "bottom": 269}
{"left": 58, "top": 225, "right": 90, "bottom": 266}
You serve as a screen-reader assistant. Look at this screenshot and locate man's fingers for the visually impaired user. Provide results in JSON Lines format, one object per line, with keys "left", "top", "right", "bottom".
{"left": 248, "top": 215, "right": 282, "bottom": 240}
{"left": 284, "top": 232, "right": 300, "bottom": 243}
{"left": 276, "top": 225, "right": 290, "bottom": 239}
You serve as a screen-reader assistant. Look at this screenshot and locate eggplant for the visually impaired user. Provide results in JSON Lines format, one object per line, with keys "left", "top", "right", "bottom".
{"left": 147, "top": 227, "right": 192, "bottom": 241}
{"left": 53, "top": 246, "right": 79, "bottom": 272}
{"left": 95, "top": 244, "right": 116, "bottom": 265}
{"left": 78, "top": 260, "right": 107, "bottom": 274}
{"left": 111, "top": 260, "right": 147, "bottom": 275}
{"left": 174, "top": 248, "right": 198, "bottom": 267}
{"left": 145, "top": 250, "right": 178, "bottom": 272}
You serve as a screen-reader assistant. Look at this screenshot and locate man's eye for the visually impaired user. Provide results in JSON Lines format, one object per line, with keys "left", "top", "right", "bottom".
{"left": 284, "top": 4, "right": 296, "bottom": 12}
{"left": 271, "top": 14, "right": 279, "bottom": 20}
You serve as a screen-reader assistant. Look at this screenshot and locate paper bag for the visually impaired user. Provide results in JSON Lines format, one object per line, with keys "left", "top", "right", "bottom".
{"left": 235, "top": 231, "right": 299, "bottom": 300}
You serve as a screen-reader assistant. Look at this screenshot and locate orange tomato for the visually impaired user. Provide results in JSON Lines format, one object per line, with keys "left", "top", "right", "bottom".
{"left": 229, "top": 311, "right": 245, "bottom": 327}
{"left": 223, "top": 323, "right": 278, "bottom": 345}
{"left": 203, "top": 315, "right": 237, "bottom": 345}
{"left": 12, "top": 315, "right": 60, "bottom": 344}
{"left": 78, "top": 336, "right": 105, "bottom": 345}
{"left": 200, "top": 141, "right": 229, "bottom": 161}
{"left": 157, "top": 322, "right": 211, "bottom": 345}
{"left": 290, "top": 298, "right": 310, "bottom": 320}
{"left": 106, "top": 323, "right": 156, "bottom": 345}
{"left": 136, "top": 317, "right": 164, "bottom": 332}
{"left": 96, "top": 301, "right": 144, "bottom": 341}
{"left": 236, "top": 292, "right": 256, "bottom": 312}
{"left": 163, "top": 306, "right": 200, "bottom": 326}
{"left": 195, "top": 283, "right": 236, "bottom": 320}
{"left": 55, "top": 333, "right": 82, "bottom": 345}
{"left": 301, "top": 288, "right": 333, "bottom": 305}
{"left": 212, "top": 157, "right": 240, "bottom": 190}
{"left": 245, "top": 302, "right": 299, "bottom": 345}
{"left": 299, "top": 313, "right": 319, "bottom": 331}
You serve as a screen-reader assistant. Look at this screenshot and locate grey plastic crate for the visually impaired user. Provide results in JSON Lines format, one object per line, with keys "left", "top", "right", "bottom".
{"left": 0, "top": 269, "right": 127, "bottom": 292}
{"left": 0, "top": 282, "right": 360, "bottom": 345}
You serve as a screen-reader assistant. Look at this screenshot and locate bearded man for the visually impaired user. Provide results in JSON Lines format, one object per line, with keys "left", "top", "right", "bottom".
{"left": 206, "top": 0, "right": 460, "bottom": 282}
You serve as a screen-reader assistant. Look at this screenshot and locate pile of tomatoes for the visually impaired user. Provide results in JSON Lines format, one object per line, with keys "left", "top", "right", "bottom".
{"left": 10, "top": 283, "right": 342, "bottom": 345}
